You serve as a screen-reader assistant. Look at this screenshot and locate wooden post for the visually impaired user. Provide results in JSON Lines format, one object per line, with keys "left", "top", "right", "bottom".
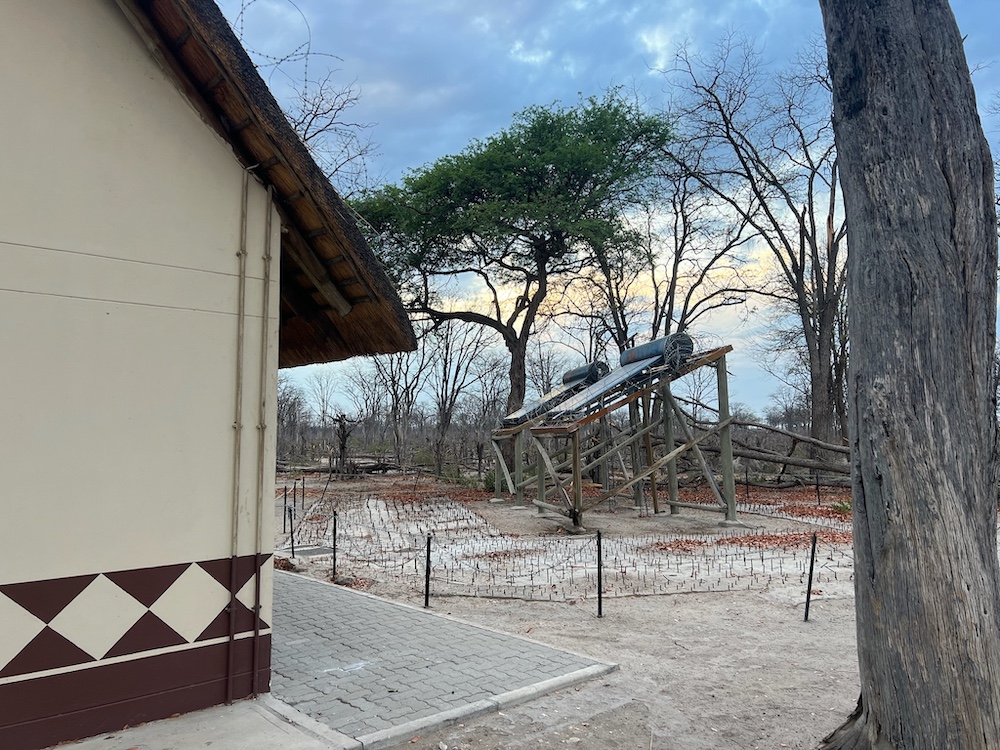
{"left": 716, "top": 355, "right": 737, "bottom": 522}
{"left": 536, "top": 434, "right": 547, "bottom": 512}
{"left": 600, "top": 415, "right": 611, "bottom": 493}
{"left": 643, "top": 392, "right": 659, "bottom": 514}
{"left": 663, "top": 383, "right": 680, "bottom": 514}
{"left": 627, "top": 400, "right": 643, "bottom": 509}
{"left": 666, "top": 391, "right": 727, "bottom": 509}
{"left": 491, "top": 436, "right": 503, "bottom": 499}
{"left": 514, "top": 429, "right": 525, "bottom": 505}
{"left": 571, "top": 429, "right": 583, "bottom": 528}
{"left": 492, "top": 436, "right": 516, "bottom": 497}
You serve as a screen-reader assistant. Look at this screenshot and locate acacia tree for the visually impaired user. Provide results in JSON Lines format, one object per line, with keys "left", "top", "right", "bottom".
{"left": 669, "top": 39, "right": 848, "bottom": 444}
{"left": 358, "top": 90, "right": 672, "bottom": 415}
{"left": 818, "top": 1, "right": 1000, "bottom": 747}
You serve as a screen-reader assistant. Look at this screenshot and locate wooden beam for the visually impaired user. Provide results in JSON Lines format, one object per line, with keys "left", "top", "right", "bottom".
{"left": 514, "top": 430, "right": 525, "bottom": 505}
{"left": 666, "top": 391, "right": 727, "bottom": 508}
{"left": 114, "top": 1, "right": 227, "bottom": 142}
{"left": 284, "top": 231, "right": 353, "bottom": 316}
{"left": 715, "top": 354, "right": 737, "bottom": 521}
{"left": 491, "top": 438, "right": 516, "bottom": 495}
{"left": 531, "top": 346, "right": 734, "bottom": 435}
{"left": 229, "top": 117, "right": 253, "bottom": 133}
{"left": 531, "top": 499, "right": 572, "bottom": 518}
{"left": 531, "top": 435, "right": 573, "bottom": 509}
{"left": 587, "top": 418, "right": 733, "bottom": 511}
{"left": 170, "top": 26, "right": 192, "bottom": 50}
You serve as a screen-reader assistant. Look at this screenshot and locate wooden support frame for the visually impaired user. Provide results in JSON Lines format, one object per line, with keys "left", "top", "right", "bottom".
{"left": 497, "top": 345, "right": 737, "bottom": 528}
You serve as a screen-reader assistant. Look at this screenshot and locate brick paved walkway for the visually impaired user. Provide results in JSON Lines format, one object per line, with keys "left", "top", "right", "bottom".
{"left": 271, "top": 572, "right": 615, "bottom": 749}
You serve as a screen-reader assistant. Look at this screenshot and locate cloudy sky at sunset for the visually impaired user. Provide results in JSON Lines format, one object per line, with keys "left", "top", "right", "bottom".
{"left": 219, "top": 0, "right": 1000, "bottom": 412}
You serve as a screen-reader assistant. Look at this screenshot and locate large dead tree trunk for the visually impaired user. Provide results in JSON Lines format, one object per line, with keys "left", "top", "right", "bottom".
{"left": 818, "top": 1, "right": 1000, "bottom": 748}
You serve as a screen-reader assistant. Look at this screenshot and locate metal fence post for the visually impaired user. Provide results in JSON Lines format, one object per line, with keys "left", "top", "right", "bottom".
{"left": 804, "top": 532, "right": 818, "bottom": 622}
{"left": 597, "top": 530, "right": 603, "bottom": 618}
{"left": 332, "top": 511, "right": 338, "bottom": 581}
{"left": 424, "top": 534, "right": 432, "bottom": 608}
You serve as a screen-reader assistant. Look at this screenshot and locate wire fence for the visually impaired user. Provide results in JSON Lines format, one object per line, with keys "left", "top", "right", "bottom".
{"left": 275, "top": 488, "right": 855, "bottom": 604}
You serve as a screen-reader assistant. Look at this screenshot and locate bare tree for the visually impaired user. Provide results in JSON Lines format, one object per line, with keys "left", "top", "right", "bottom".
{"left": 231, "top": 2, "right": 380, "bottom": 197}
{"left": 764, "top": 385, "right": 811, "bottom": 435}
{"left": 332, "top": 413, "right": 357, "bottom": 475}
{"left": 819, "top": 1, "right": 1000, "bottom": 746}
{"left": 276, "top": 373, "right": 310, "bottom": 461}
{"left": 461, "top": 352, "right": 510, "bottom": 479}
{"left": 426, "top": 320, "right": 491, "bottom": 476}
{"left": 564, "top": 149, "right": 756, "bottom": 358}
{"left": 342, "top": 360, "right": 387, "bottom": 450}
{"left": 557, "top": 283, "right": 618, "bottom": 365}
{"left": 305, "top": 367, "right": 340, "bottom": 454}
{"left": 525, "top": 339, "right": 573, "bottom": 399}
{"left": 668, "top": 37, "right": 848, "bottom": 445}
{"left": 283, "top": 70, "right": 381, "bottom": 198}
{"left": 649, "top": 151, "right": 757, "bottom": 340}
{"left": 372, "top": 334, "right": 434, "bottom": 467}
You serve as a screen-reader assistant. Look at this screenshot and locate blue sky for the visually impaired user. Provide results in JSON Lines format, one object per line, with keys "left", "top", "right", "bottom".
{"left": 219, "top": 0, "right": 1000, "bottom": 413}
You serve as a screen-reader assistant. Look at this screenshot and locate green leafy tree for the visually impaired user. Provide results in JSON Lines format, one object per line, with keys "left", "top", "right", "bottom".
{"left": 356, "top": 90, "right": 672, "bottom": 414}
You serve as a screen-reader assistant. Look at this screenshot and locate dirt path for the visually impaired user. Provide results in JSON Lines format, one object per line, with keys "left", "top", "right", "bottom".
{"left": 364, "top": 580, "right": 858, "bottom": 749}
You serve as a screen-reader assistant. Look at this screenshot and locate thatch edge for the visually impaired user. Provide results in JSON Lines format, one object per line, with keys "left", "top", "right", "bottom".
{"left": 168, "top": 0, "right": 416, "bottom": 358}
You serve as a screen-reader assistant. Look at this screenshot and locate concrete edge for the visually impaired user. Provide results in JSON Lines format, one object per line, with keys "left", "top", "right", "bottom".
{"left": 352, "top": 663, "right": 618, "bottom": 750}
{"left": 491, "top": 662, "right": 618, "bottom": 710}
{"left": 355, "top": 700, "right": 496, "bottom": 750}
{"left": 258, "top": 694, "right": 362, "bottom": 749}
{"left": 273, "top": 570, "right": 617, "bottom": 669}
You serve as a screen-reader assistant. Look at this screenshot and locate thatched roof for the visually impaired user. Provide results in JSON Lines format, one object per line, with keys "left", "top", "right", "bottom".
{"left": 118, "top": 0, "right": 416, "bottom": 366}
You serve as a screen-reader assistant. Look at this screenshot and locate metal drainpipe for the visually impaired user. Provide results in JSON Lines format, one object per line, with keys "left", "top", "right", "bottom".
{"left": 251, "top": 187, "right": 274, "bottom": 696}
{"left": 226, "top": 168, "right": 251, "bottom": 705}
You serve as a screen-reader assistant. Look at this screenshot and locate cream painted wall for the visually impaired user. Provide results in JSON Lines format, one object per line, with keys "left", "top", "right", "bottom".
{"left": 0, "top": 1, "right": 278, "bottom": 585}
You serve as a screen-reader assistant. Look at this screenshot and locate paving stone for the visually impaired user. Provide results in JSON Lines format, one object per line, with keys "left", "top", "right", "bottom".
{"left": 270, "top": 572, "right": 613, "bottom": 745}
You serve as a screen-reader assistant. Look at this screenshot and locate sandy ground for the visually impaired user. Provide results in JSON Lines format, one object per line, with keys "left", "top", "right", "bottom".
{"left": 278, "top": 475, "right": 861, "bottom": 750}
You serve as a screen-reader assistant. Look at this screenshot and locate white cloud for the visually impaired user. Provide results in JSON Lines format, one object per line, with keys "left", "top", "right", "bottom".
{"left": 637, "top": 12, "right": 698, "bottom": 71}
{"left": 510, "top": 40, "right": 554, "bottom": 66}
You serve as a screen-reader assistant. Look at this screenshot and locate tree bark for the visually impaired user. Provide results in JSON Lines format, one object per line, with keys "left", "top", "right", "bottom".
{"left": 506, "top": 336, "right": 529, "bottom": 416}
{"left": 818, "top": 1, "right": 1000, "bottom": 748}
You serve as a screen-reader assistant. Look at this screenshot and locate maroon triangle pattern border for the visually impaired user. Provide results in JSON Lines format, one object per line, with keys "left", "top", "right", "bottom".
{"left": 105, "top": 611, "right": 188, "bottom": 659}
{"left": 0, "top": 554, "right": 273, "bottom": 679}
{"left": 0, "top": 628, "right": 95, "bottom": 678}
{"left": 0, "top": 575, "right": 99, "bottom": 624}
{"left": 197, "top": 555, "right": 268, "bottom": 593}
{"left": 105, "top": 563, "right": 191, "bottom": 608}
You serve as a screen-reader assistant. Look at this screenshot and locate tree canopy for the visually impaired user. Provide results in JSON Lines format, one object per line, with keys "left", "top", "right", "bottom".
{"left": 356, "top": 90, "right": 673, "bottom": 412}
